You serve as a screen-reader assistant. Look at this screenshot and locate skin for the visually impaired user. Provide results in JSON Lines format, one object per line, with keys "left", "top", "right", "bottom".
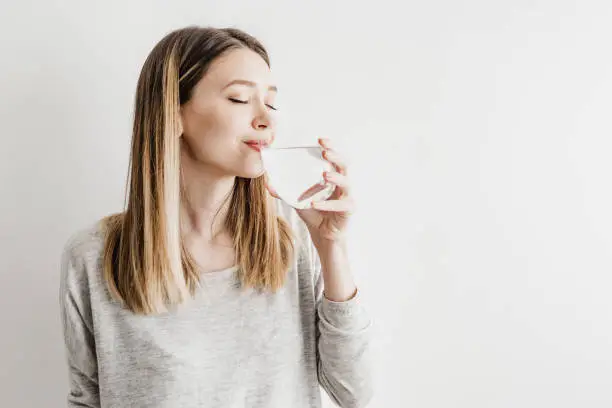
{"left": 179, "top": 47, "right": 357, "bottom": 301}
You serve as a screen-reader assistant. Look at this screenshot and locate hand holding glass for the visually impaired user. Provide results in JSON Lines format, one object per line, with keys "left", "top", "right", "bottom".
{"left": 261, "top": 145, "right": 336, "bottom": 209}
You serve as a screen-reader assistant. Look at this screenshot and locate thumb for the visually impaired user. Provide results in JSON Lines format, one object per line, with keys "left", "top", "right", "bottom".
{"left": 264, "top": 178, "right": 280, "bottom": 199}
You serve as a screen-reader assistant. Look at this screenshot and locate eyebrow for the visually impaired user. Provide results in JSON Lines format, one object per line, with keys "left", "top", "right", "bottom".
{"left": 222, "top": 79, "right": 278, "bottom": 93}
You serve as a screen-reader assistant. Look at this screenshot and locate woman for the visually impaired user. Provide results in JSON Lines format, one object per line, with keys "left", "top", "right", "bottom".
{"left": 59, "top": 26, "right": 372, "bottom": 408}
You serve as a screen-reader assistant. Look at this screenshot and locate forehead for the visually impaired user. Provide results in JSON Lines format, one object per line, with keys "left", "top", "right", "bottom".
{"left": 202, "top": 47, "right": 274, "bottom": 89}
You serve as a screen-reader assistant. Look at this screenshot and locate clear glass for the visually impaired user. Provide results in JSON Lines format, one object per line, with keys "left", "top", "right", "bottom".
{"left": 260, "top": 145, "right": 336, "bottom": 209}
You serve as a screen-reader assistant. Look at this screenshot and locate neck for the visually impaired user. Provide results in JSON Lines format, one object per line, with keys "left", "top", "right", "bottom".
{"left": 179, "top": 148, "right": 235, "bottom": 242}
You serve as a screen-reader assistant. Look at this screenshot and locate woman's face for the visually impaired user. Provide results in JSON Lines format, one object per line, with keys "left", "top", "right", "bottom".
{"left": 179, "top": 47, "right": 277, "bottom": 178}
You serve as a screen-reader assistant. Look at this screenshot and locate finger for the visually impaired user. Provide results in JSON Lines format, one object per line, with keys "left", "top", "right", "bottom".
{"left": 322, "top": 149, "right": 348, "bottom": 175}
{"left": 318, "top": 137, "right": 332, "bottom": 150}
{"left": 311, "top": 198, "right": 355, "bottom": 213}
{"left": 318, "top": 138, "right": 348, "bottom": 175}
{"left": 297, "top": 182, "right": 328, "bottom": 201}
{"left": 323, "top": 171, "right": 350, "bottom": 197}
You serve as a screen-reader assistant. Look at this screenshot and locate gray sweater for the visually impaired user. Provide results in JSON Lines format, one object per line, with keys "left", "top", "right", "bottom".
{"left": 59, "top": 200, "right": 373, "bottom": 408}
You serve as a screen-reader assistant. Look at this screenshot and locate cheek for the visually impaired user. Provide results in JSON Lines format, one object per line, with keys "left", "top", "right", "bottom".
{"left": 186, "top": 104, "right": 243, "bottom": 142}
{"left": 181, "top": 107, "right": 247, "bottom": 163}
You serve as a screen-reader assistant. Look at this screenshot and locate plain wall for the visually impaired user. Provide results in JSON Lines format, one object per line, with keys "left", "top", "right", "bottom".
{"left": 1, "top": 1, "right": 611, "bottom": 407}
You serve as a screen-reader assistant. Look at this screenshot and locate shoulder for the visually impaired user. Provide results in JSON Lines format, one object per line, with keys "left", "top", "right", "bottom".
{"left": 59, "top": 219, "right": 107, "bottom": 295}
{"left": 61, "top": 220, "right": 106, "bottom": 268}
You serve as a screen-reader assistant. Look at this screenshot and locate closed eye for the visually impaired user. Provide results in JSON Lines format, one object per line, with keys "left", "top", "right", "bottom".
{"left": 228, "top": 98, "right": 277, "bottom": 111}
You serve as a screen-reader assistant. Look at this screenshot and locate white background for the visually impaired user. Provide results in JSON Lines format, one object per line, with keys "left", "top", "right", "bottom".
{"left": 1, "top": 1, "right": 612, "bottom": 407}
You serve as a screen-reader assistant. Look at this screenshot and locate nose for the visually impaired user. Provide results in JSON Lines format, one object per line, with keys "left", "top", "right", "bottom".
{"left": 252, "top": 102, "right": 275, "bottom": 131}
{"left": 252, "top": 113, "right": 272, "bottom": 130}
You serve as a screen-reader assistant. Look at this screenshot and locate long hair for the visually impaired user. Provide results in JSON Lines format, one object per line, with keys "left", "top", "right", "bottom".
{"left": 100, "top": 26, "right": 295, "bottom": 315}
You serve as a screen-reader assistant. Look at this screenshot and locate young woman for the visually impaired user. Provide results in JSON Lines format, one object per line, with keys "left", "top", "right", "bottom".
{"left": 59, "top": 26, "right": 372, "bottom": 408}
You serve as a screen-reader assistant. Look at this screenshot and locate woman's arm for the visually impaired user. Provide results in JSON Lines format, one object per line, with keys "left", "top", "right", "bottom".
{"left": 312, "top": 238, "right": 374, "bottom": 408}
{"left": 277, "top": 137, "right": 373, "bottom": 406}
{"left": 59, "top": 242, "right": 100, "bottom": 407}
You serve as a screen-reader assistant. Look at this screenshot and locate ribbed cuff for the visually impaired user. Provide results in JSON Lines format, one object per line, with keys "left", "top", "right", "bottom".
{"left": 319, "top": 288, "right": 371, "bottom": 331}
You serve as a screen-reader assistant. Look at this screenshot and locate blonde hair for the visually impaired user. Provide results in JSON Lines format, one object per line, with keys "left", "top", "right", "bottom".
{"left": 101, "top": 26, "right": 295, "bottom": 315}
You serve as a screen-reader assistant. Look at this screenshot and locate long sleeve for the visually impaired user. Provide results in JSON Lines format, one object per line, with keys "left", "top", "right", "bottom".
{"left": 312, "top": 245, "right": 374, "bottom": 408}
{"left": 59, "top": 241, "right": 101, "bottom": 407}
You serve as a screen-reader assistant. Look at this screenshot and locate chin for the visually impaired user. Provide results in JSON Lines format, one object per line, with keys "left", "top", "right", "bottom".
{"left": 236, "top": 163, "right": 265, "bottom": 179}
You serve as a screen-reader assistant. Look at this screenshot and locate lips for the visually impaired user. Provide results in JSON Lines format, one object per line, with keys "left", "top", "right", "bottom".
{"left": 245, "top": 142, "right": 262, "bottom": 152}
{"left": 243, "top": 140, "right": 270, "bottom": 152}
